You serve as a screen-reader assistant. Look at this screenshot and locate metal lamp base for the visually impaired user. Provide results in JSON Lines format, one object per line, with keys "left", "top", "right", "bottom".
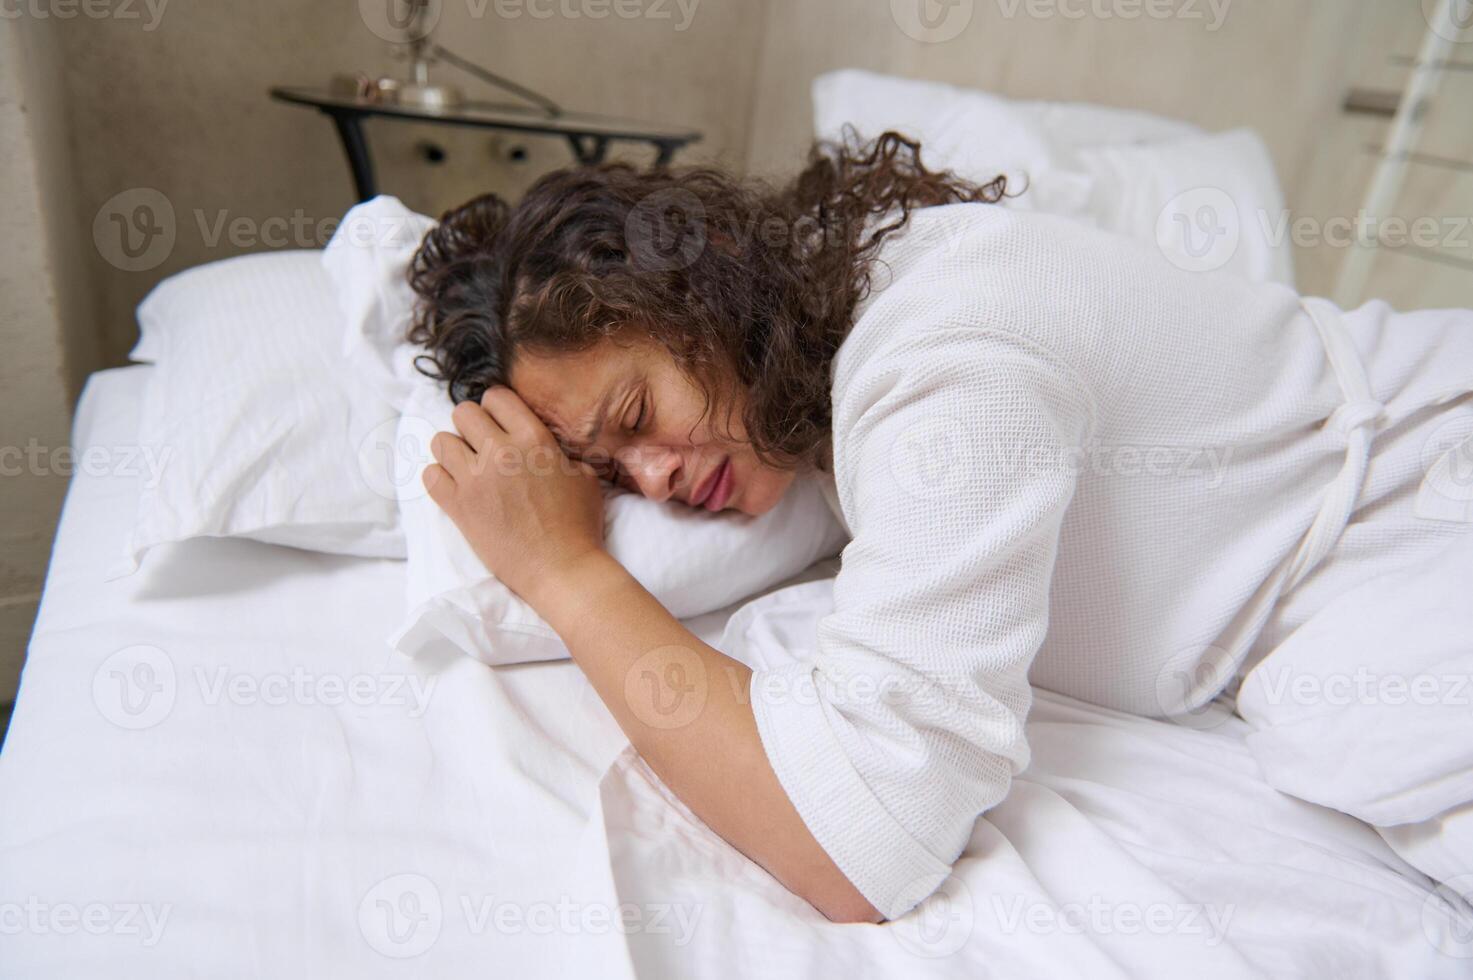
{"left": 397, "top": 82, "right": 463, "bottom": 110}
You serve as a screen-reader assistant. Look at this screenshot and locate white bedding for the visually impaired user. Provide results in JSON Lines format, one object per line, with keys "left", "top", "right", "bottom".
{"left": 3, "top": 366, "right": 1470, "bottom": 977}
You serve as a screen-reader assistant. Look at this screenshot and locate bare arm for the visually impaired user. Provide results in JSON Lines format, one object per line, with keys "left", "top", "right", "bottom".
{"left": 426, "top": 391, "right": 880, "bottom": 923}
{"left": 528, "top": 551, "right": 879, "bottom": 923}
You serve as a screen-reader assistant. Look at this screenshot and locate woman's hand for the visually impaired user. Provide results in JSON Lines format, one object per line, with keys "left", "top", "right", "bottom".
{"left": 423, "top": 386, "right": 605, "bottom": 601}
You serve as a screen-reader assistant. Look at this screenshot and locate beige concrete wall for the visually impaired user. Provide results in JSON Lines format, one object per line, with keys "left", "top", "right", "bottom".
{"left": 740, "top": 0, "right": 1473, "bottom": 307}
{"left": 57, "top": 0, "right": 770, "bottom": 365}
{"left": 0, "top": 13, "right": 96, "bottom": 701}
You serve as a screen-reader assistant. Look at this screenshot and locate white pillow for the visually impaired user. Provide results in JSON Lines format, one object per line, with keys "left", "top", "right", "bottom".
{"left": 386, "top": 368, "right": 850, "bottom": 666}
{"left": 812, "top": 69, "right": 1096, "bottom": 218}
{"left": 111, "top": 250, "right": 405, "bottom": 577}
{"left": 1074, "top": 131, "right": 1295, "bottom": 285}
{"left": 1236, "top": 529, "right": 1473, "bottom": 832}
{"left": 322, "top": 195, "right": 437, "bottom": 402}
{"left": 812, "top": 68, "right": 1295, "bottom": 287}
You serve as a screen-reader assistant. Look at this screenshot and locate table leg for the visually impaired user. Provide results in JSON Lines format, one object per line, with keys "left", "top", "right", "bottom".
{"left": 566, "top": 134, "right": 610, "bottom": 166}
{"left": 325, "top": 109, "right": 377, "bottom": 201}
{"left": 652, "top": 141, "right": 679, "bottom": 168}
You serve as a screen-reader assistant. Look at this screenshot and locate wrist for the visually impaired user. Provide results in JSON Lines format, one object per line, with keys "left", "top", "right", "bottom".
{"left": 522, "top": 547, "right": 625, "bottom": 617}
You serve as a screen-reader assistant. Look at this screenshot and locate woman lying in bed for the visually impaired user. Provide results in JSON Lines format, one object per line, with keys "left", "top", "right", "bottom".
{"left": 410, "top": 133, "right": 1473, "bottom": 923}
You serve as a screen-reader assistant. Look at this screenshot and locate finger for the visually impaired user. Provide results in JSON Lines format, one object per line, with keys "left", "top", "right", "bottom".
{"left": 451, "top": 400, "right": 503, "bottom": 453}
{"left": 430, "top": 431, "right": 475, "bottom": 477}
{"left": 482, "top": 386, "right": 548, "bottom": 442}
{"left": 422, "top": 462, "right": 455, "bottom": 504}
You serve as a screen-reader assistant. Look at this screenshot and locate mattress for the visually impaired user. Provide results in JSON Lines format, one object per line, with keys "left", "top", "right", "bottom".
{"left": 2, "top": 365, "right": 1469, "bottom": 978}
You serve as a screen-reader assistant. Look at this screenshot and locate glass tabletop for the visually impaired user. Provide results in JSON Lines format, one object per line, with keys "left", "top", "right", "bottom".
{"left": 271, "top": 86, "right": 701, "bottom": 143}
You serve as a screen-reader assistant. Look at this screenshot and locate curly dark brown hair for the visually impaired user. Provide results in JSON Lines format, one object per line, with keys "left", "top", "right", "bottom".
{"left": 407, "top": 131, "right": 1008, "bottom": 468}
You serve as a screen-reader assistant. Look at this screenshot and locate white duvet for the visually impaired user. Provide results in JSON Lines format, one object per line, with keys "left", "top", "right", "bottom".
{"left": 2, "top": 365, "right": 1471, "bottom": 978}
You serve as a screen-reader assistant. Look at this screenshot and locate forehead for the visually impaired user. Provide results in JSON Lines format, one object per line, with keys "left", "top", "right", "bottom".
{"left": 508, "top": 340, "right": 644, "bottom": 446}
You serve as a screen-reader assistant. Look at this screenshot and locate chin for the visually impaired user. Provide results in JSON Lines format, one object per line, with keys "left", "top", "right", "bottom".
{"left": 732, "top": 466, "right": 797, "bottom": 517}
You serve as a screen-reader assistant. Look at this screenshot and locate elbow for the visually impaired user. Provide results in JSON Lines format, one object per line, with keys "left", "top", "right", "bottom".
{"left": 823, "top": 903, "right": 886, "bottom": 926}
{"left": 805, "top": 881, "right": 885, "bottom": 925}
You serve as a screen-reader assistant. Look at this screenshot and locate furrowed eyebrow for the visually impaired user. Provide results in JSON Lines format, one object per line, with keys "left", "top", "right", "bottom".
{"left": 551, "top": 386, "right": 620, "bottom": 458}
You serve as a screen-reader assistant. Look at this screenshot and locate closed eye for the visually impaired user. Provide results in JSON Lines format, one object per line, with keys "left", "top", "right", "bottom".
{"left": 626, "top": 392, "right": 651, "bottom": 435}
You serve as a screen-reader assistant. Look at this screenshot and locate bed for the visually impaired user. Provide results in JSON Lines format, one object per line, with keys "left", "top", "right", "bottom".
{"left": 6, "top": 70, "right": 1473, "bottom": 976}
{"left": 3, "top": 363, "right": 1470, "bottom": 978}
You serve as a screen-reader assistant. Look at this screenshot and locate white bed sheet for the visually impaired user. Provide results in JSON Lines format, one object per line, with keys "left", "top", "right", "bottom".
{"left": 2, "top": 366, "right": 1470, "bottom": 978}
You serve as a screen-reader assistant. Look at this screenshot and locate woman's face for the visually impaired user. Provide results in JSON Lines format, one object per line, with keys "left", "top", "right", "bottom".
{"left": 509, "top": 337, "right": 798, "bottom": 517}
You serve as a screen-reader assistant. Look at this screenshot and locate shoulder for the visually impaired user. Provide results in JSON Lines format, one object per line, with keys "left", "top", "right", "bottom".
{"left": 832, "top": 204, "right": 1108, "bottom": 411}
{"left": 840, "top": 205, "right": 1110, "bottom": 365}
{"left": 860, "top": 202, "right": 1137, "bottom": 287}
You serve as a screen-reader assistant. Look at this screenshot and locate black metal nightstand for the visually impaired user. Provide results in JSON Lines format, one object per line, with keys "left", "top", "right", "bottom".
{"left": 271, "top": 85, "right": 703, "bottom": 202}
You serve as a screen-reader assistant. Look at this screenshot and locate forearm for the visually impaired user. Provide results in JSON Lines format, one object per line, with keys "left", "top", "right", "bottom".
{"left": 526, "top": 551, "right": 881, "bottom": 924}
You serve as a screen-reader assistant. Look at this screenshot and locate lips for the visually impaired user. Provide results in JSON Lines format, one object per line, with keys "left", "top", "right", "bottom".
{"left": 688, "top": 457, "right": 734, "bottom": 511}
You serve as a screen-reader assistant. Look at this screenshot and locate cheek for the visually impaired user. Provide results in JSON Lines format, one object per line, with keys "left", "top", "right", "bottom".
{"left": 737, "top": 459, "right": 798, "bottom": 516}
{"left": 656, "top": 367, "right": 748, "bottom": 449}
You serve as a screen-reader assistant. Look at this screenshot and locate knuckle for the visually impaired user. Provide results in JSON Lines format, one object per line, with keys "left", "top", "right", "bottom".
{"left": 451, "top": 401, "right": 480, "bottom": 426}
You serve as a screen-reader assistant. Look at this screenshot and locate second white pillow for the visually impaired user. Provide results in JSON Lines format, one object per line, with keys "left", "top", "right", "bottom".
{"left": 112, "top": 250, "right": 406, "bottom": 577}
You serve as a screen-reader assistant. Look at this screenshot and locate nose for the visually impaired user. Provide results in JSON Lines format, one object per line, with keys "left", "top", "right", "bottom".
{"left": 617, "top": 445, "right": 683, "bottom": 503}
